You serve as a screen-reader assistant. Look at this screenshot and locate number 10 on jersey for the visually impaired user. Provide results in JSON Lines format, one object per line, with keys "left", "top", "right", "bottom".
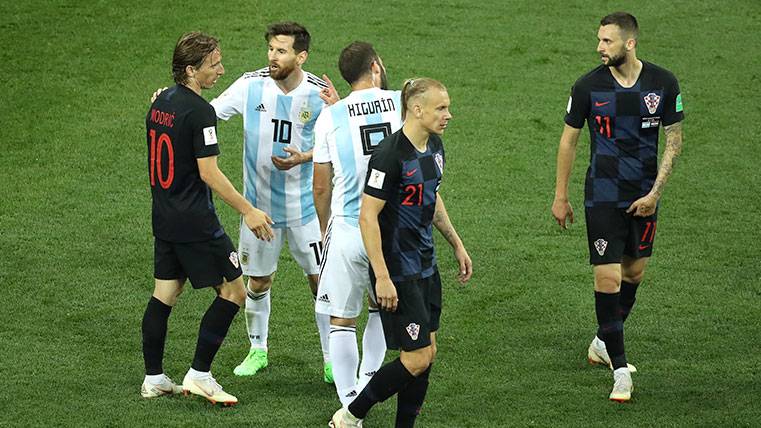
{"left": 149, "top": 129, "right": 174, "bottom": 189}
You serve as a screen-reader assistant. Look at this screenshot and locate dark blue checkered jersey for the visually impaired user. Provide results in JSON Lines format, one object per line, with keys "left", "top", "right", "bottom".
{"left": 364, "top": 129, "right": 445, "bottom": 282}
{"left": 565, "top": 61, "right": 684, "bottom": 208}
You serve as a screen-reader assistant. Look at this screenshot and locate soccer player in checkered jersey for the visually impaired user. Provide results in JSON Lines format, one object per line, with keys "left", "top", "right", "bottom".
{"left": 209, "top": 22, "right": 335, "bottom": 380}
{"left": 332, "top": 78, "right": 473, "bottom": 428}
{"left": 312, "top": 41, "right": 401, "bottom": 408}
{"left": 552, "top": 12, "right": 684, "bottom": 402}
{"left": 141, "top": 32, "right": 273, "bottom": 406}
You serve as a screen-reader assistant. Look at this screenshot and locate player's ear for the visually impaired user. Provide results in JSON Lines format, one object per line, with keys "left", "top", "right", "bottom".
{"left": 185, "top": 64, "right": 196, "bottom": 80}
{"left": 297, "top": 50, "right": 308, "bottom": 66}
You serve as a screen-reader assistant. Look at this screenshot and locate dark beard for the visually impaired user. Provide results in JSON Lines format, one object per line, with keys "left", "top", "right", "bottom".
{"left": 603, "top": 52, "right": 626, "bottom": 68}
{"left": 269, "top": 63, "right": 295, "bottom": 80}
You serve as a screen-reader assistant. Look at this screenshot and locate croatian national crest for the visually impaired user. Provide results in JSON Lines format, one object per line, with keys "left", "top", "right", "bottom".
{"left": 433, "top": 153, "right": 444, "bottom": 174}
{"left": 229, "top": 251, "right": 240, "bottom": 269}
{"left": 593, "top": 239, "right": 608, "bottom": 256}
{"left": 643, "top": 92, "right": 661, "bottom": 115}
{"left": 406, "top": 323, "right": 420, "bottom": 341}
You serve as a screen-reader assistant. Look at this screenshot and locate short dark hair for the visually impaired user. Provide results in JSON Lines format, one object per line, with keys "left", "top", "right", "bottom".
{"left": 338, "top": 41, "right": 379, "bottom": 85}
{"left": 600, "top": 12, "right": 639, "bottom": 40}
{"left": 172, "top": 32, "right": 219, "bottom": 84}
{"left": 265, "top": 22, "right": 310, "bottom": 53}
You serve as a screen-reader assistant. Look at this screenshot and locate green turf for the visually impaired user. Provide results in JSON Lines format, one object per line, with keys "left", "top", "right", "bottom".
{"left": 2, "top": 1, "right": 760, "bottom": 426}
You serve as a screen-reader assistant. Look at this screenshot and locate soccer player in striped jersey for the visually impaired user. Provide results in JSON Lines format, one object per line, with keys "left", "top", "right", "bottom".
{"left": 210, "top": 22, "right": 333, "bottom": 380}
{"left": 312, "top": 42, "right": 401, "bottom": 408}
{"left": 552, "top": 12, "right": 685, "bottom": 402}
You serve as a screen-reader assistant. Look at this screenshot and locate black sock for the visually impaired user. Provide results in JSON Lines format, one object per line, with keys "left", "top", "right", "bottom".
{"left": 191, "top": 297, "right": 240, "bottom": 372}
{"left": 142, "top": 296, "right": 172, "bottom": 375}
{"left": 619, "top": 281, "right": 639, "bottom": 322}
{"left": 395, "top": 364, "right": 431, "bottom": 428}
{"left": 595, "top": 291, "right": 627, "bottom": 369}
{"left": 348, "top": 358, "right": 415, "bottom": 419}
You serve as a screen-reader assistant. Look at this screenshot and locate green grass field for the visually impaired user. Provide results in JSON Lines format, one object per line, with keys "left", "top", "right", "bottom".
{"left": 2, "top": 1, "right": 760, "bottom": 426}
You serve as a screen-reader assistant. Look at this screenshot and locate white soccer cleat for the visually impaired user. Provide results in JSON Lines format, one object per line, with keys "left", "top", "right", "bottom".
{"left": 587, "top": 337, "right": 637, "bottom": 373}
{"left": 330, "top": 407, "right": 363, "bottom": 428}
{"left": 609, "top": 367, "right": 634, "bottom": 402}
{"left": 182, "top": 372, "right": 238, "bottom": 406}
{"left": 140, "top": 374, "right": 182, "bottom": 398}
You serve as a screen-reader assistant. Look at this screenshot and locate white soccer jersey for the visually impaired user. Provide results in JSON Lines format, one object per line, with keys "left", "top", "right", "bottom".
{"left": 211, "top": 68, "right": 328, "bottom": 227}
{"left": 313, "top": 88, "right": 402, "bottom": 221}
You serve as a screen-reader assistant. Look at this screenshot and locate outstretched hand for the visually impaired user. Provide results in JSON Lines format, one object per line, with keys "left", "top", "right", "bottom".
{"left": 319, "top": 74, "right": 340, "bottom": 106}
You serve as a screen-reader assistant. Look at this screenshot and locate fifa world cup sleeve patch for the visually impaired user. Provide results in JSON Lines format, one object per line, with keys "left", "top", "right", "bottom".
{"left": 367, "top": 169, "right": 386, "bottom": 189}
{"left": 566, "top": 96, "right": 573, "bottom": 113}
{"left": 675, "top": 93, "right": 683, "bottom": 112}
{"left": 203, "top": 126, "right": 218, "bottom": 146}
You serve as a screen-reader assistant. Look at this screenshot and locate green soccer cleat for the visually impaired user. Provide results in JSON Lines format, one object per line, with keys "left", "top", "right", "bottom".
{"left": 323, "top": 361, "right": 334, "bottom": 384}
{"left": 233, "top": 348, "right": 268, "bottom": 376}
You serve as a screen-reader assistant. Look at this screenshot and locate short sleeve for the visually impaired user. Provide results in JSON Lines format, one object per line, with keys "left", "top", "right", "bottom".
{"left": 210, "top": 73, "right": 248, "bottom": 121}
{"left": 661, "top": 74, "right": 684, "bottom": 126}
{"left": 190, "top": 103, "right": 220, "bottom": 159}
{"left": 363, "top": 143, "right": 400, "bottom": 201}
{"left": 564, "top": 81, "right": 590, "bottom": 129}
{"left": 312, "top": 107, "right": 333, "bottom": 164}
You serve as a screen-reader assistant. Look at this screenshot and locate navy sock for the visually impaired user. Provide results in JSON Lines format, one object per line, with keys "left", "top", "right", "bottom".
{"left": 619, "top": 281, "right": 639, "bottom": 322}
{"left": 142, "top": 296, "right": 172, "bottom": 375}
{"left": 395, "top": 364, "right": 431, "bottom": 428}
{"left": 191, "top": 297, "right": 240, "bottom": 372}
{"left": 595, "top": 291, "right": 627, "bottom": 369}
{"left": 348, "top": 358, "right": 415, "bottom": 419}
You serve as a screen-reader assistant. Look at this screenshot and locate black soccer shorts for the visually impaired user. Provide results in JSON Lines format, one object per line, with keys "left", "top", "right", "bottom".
{"left": 371, "top": 270, "right": 442, "bottom": 351}
{"left": 154, "top": 234, "right": 243, "bottom": 288}
{"left": 585, "top": 206, "right": 658, "bottom": 265}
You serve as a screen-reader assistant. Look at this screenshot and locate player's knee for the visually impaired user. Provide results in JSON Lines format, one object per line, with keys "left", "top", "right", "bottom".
{"left": 248, "top": 276, "right": 272, "bottom": 293}
{"left": 330, "top": 316, "right": 356, "bottom": 327}
{"left": 623, "top": 270, "right": 644, "bottom": 284}
{"left": 218, "top": 278, "right": 246, "bottom": 306}
{"left": 401, "top": 348, "right": 433, "bottom": 376}
{"left": 430, "top": 343, "right": 438, "bottom": 362}
{"left": 593, "top": 269, "right": 621, "bottom": 292}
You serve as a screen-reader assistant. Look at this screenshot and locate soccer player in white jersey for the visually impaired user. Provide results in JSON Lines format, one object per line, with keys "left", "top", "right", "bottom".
{"left": 313, "top": 42, "right": 402, "bottom": 408}
{"left": 209, "top": 22, "right": 333, "bottom": 381}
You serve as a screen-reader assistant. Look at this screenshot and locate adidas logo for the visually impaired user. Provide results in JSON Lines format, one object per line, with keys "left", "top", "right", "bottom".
{"left": 364, "top": 371, "right": 376, "bottom": 378}
{"left": 318, "top": 294, "right": 330, "bottom": 303}
{"left": 345, "top": 390, "right": 357, "bottom": 398}
{"left": 255, "top": 103, "right": 267, "bottom": 112}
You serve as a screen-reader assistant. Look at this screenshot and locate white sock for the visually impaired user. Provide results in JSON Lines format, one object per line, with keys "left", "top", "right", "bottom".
{"left": 316, "top": 311, "right": 331, "bottom": 363}
{"left": 245, "top": 289, "right": 270, "bottom": 351}
{"left": 357, "top": 310, "right": 386, "bottom": 391}
{"left": 145, "top": 374, "right": 166, "bottom": 384}
{"left": 329, "top": 325, "right": 359, "bottom": 406}
{"left": 186, "top": 367, "right": 209, "bottom": 380}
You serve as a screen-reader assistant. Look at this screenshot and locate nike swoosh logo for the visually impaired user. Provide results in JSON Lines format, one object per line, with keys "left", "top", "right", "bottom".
{"left": 638, "top": 244, "right": 649, "bottom": 250}
{"left": 595, "top": 101, "right": 610, "bottom": 107}
{"left": 406, "top": 169, "right": 417, "bottom": 177}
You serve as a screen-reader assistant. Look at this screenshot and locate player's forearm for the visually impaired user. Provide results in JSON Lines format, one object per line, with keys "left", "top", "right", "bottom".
{"left": 202, "top": 169, "right": 255, "bottom": 216}
{"left": 433, "top": 195, "right": 464, "bottom": 251}
{"left": 359, "top": 213, "right": 391, "bottom": 280}
{"left": 314, "top": 190, "right": 331, "bottom": 236}
{"left": 554, "top": 129, "right": 579, "bottom": 201}
{"left": 649, "top": 122, "right": 683, "bottom": 198}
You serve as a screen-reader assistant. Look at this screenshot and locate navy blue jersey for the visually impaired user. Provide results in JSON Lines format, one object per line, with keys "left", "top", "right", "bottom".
{"left": 146, "top": 85, "right": 225, "bottom": 242}
{"left": 364, "top": 129, "right": 445, "bottom": 282}
{"left": 565, "top": 61, "right": 684, "bottom": 208}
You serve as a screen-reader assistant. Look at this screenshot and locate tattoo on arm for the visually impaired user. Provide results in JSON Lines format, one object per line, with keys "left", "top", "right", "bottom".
{"left": 651, "top": 122, "right": 683, "bottom": 197}
{"left": 433, "top": 207, "right": 458, "bottom": 247}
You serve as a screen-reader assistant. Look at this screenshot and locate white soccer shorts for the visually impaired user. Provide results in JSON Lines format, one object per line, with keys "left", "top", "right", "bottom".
{"left": 315, "top": 217, "right": 376, "bottom": 319}
{"left": 238, "top": 216, "right": 322, "bottom": 277}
